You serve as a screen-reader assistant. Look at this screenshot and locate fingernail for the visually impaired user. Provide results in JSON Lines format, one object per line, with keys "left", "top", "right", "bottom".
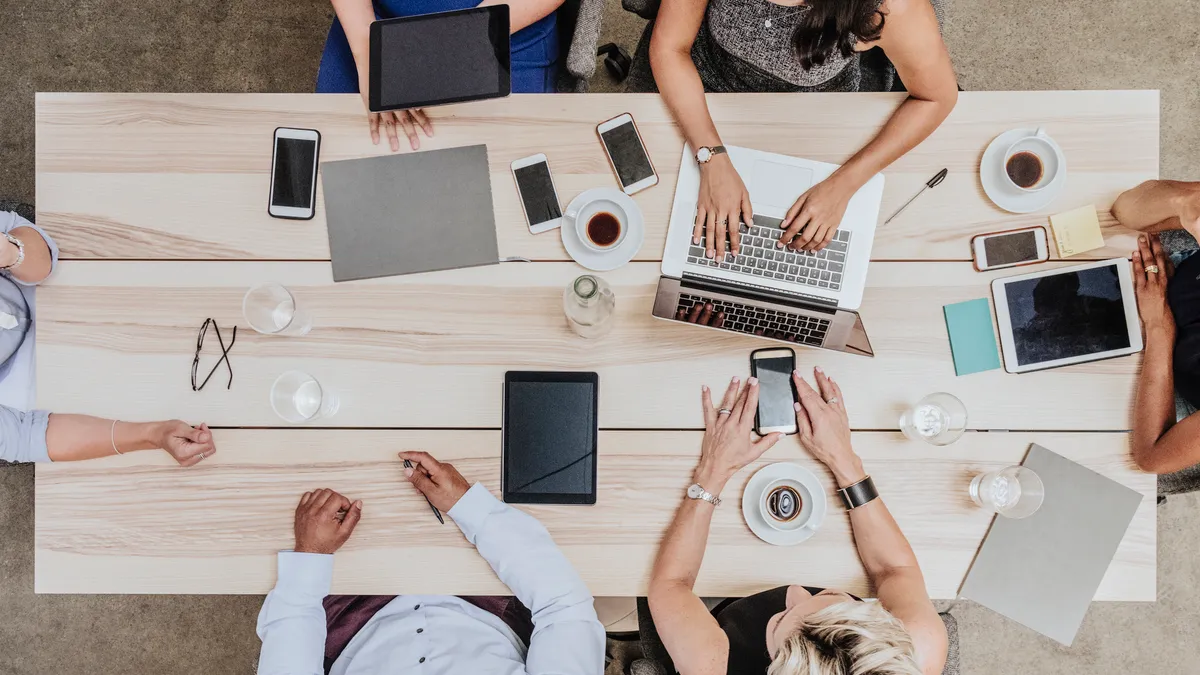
{"left": 706, "top": 250, "right": 714, "bottom": 258}
{"left": 776, "top": 241, "right": 784, "bottom": 249}
{"left": 404, "top": 467, "right": 414, "bottom": 477}
{"left": 693, "top": 236, "right": 700, "bottom": 244}
{"left": 702, "top": 385, "right": 709, "bottom": 392}
{"left": 794, "top": 402, "right": 801, "bottom": 411}
{"left": 1141, "top": 236, "right": 1147, "bottom": 242}
{"left": 748, "top": 377, "right": 758, "bottom": 386}
{"left": 354, "top": 500, "right": 363, "bottom": 508}
{"left": 732, "top": 376, "right": 740, "bottom": 383}
{"left": 815, "top": 366, "right": 824, "bottom": 373}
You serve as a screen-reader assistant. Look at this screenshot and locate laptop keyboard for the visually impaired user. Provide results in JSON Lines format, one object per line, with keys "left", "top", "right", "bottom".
{"left": 687, "top": 217, "right": 851, "bottom": 292}
{"left": 675, "top": 293, "right": 831, "bottom": 347}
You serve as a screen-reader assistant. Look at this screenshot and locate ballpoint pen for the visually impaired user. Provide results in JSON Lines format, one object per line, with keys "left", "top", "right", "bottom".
{"left": 404, "top": 459, "right": 445, "bottom": 524}
{"left": 884, "top": 168, "right": 948, "bottom": 225}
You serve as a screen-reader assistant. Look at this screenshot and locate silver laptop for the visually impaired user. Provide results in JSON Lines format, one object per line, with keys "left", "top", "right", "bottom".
{"left": 652, "top": 145, "right": 885, "bottom": 356}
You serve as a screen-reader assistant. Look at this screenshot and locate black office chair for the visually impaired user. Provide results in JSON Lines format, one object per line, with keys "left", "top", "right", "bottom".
{"left": 555, "top": 0, "right": 607, "bottom": 91}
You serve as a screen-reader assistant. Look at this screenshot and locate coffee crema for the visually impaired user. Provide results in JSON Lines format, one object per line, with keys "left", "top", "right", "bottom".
{"left": 766, "top": 485, "right": 802, "bottom": 522}
{"left": 586, "top": 212, "right": 622, "bottom": 247}
{"left": 1005, "top": 151, "right": 1044, "bottom": 189}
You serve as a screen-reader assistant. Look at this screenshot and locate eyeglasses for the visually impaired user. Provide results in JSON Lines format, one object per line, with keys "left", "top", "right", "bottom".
{"left": 192, "top": 318, "right": 237, "bottom": 391}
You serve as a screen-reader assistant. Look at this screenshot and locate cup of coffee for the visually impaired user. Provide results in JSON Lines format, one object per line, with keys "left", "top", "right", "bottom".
{"left": 1003, "top": 128, "right": 1060, "bottom": 193}
{"left": 758, "top": 478, "right": 814, "bottom": 532}
{"left": 576, "top": 200, "right": 628, "bottom": 252}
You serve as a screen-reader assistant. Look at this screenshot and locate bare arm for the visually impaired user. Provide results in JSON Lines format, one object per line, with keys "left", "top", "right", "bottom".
{"left": 793, "top": 370, "right": 945, "bottom": 675}
{"left": 330, "top": 0, "right": 375, "bottom": 62}
{"left": 2, "top": 227, "right": 54, "bottom": 284}
{"left": 648, "top": 378, "right": 780, "bottom": 675}
{"left": 45, "top": 414, "right": 215, "bottom": 465}
{"left": 1129, "top": 235, "right": 1200, "bottom": 473}
{"left": 650, "top": 0, "right": 720, "bottom": 151}
{"left": 1112, "top": 180, "right": 1200, "bottom": 236}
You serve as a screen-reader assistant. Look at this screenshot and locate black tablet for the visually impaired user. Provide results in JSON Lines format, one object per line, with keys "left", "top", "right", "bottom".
{"left": 502, "top": 371, "right": 599, "bottom": 505}
{"left": 368, "top": 7, "right": 511, "bottom": 113}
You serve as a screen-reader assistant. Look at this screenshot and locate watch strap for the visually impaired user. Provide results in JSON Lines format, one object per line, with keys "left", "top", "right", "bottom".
{"left": 709, "top": 145, "right": 727, "bottom": 156}
{"left": 688, "top": 483, "right": 722, "bottom": 507}
{"left": 837, "top": 475, "right": 879, "bottom": 510}
{"left": 1, "top": 232, "right": 24, "bottom": 270}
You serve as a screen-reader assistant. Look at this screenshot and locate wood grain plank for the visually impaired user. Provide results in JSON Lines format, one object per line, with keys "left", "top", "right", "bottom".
{"left": 35, "top": 92, "right": 1158, "bottom": 262}
{"left": 36, "top": 261, "right": 1139, "bottom": 431}
{"left": 34, "top": 430, "right": 1153, "bottom": 598}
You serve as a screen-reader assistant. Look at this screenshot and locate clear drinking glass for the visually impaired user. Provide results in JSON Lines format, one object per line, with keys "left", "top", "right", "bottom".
{"left": 270, "top": 371, "right": 339, "bottom": 423}
{"left": 970, "top": 465, "right": 1045, "bottom": 519}
{"left": 243, "top": 283, "right": 312, "bottom": 336}
{"left": 564, "top": 275, "right": 615, "bottom": 338}
{"left": 899, "top": 392, "right": 968, "bottom": 445}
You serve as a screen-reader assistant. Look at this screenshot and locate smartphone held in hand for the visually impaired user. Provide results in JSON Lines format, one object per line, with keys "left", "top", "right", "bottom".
{"left": 750, "top": 348, "right": 798, "bottom": 435}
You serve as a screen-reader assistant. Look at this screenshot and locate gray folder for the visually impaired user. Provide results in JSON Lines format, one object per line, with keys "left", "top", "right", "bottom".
{"left": 958, "top": 444, "right": 1143, "bottom": 646}
{"left": 320, "top": 144, "right": 499, "bottom": 282}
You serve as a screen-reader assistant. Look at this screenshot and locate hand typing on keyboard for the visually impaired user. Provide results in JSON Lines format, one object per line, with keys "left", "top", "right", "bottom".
{"left": 694, "top": 157, "right": 754, "bottom": 263}
{"left": 676, "top": 301, "right": 726, "bottom": 329}
{"left": 778, "top": 175, "right": 857, "bottom": 253}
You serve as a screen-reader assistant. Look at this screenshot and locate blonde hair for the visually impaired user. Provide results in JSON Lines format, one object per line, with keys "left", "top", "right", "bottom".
{"left": 767, "top": 600, "right": 923, "bottom": 675}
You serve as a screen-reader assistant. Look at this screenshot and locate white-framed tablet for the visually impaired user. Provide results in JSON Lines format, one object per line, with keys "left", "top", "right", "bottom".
{"left": 991, "top": 258, "right": 1143, "bottom": 374}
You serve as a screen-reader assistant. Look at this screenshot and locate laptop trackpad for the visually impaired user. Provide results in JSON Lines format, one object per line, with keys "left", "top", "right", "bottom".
{"left": 749, "top": 161, "right": 815, "bottom": 211}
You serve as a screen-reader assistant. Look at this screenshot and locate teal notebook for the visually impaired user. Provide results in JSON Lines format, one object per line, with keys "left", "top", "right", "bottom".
{"left": 943, "top": 298, "right": 1001, "bottom": 376}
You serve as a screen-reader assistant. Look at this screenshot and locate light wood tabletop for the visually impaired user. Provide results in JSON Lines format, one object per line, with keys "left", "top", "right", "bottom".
{"left": 34, "top": 92, "right": 1157, "bottom": 598}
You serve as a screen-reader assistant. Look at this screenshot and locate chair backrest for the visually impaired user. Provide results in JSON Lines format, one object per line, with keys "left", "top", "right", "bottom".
{"left": 556, "top": 0, "right": 607, "bottom": 91}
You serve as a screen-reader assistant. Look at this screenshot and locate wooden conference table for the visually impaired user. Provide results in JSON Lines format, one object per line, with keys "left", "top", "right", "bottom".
{"left": 34, "top": 91, "right": 1158, "bottom": 598}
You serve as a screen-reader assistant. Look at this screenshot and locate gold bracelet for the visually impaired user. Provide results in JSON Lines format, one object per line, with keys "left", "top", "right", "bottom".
{"left": 111, "top": 420, "right": 123, "bottom": 455}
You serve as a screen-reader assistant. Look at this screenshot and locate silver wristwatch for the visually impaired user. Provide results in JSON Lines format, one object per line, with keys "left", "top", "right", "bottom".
{"left": 1, "top": 232, "right": 24, "bottom": 271}
{"left": 687, "top": 483, "right": 722, "bottom": 506}
{"left": 695, "top": 145, "right": 727, "bottom": 164}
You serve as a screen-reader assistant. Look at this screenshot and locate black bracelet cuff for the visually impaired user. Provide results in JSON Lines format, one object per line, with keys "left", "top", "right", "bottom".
{"left": 837, "top": 475, "right": 879, "bottom": 510}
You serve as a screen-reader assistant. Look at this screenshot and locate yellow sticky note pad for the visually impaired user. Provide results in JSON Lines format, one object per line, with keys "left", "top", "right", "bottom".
{"left": 1050, "top": 205, "right": 1106, "bottom": 257}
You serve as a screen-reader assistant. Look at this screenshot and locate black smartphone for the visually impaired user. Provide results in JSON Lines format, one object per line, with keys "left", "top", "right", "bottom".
{"left": 268, "top": 127, "right": 321, "bottom": 220}
{"left": 749, "top": 348, "right": 798, "bottom": 435}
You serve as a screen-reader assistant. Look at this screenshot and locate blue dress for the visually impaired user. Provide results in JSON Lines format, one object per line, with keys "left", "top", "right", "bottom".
{"left": 316, "top": 0, "right": 559, "bottom": 94}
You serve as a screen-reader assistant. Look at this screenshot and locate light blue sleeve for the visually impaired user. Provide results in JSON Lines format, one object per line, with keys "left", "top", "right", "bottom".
{"left": 1, "top": 210, "right": 59, "bottom": 286}
{"left": 0, "top": 404, "right": 52, "bottom": 463}
{"left": 450, "top": 483, "right": 606, "bottom": 675}
{"left": 255, "top": 551, "right": 332, "bottom": 675}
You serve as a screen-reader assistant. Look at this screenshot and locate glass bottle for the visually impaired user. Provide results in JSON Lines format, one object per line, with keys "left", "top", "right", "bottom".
{"left": 564, "top": 275, "right": 615, "bottom": 338}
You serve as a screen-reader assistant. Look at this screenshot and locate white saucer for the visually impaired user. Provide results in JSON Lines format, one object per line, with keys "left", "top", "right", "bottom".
{"left": 560, "top": 188, "right": 645, "bottom": 271}
{"left": 980, "top": 128, "right": 1068, "bottom": 214}
{"left": 741, "top": 462, "right": 828, "bottom": 546}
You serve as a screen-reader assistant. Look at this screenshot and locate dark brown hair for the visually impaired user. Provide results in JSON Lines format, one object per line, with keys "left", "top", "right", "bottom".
{"left": 792, "top": 0, "right": 886, "bottom": 71}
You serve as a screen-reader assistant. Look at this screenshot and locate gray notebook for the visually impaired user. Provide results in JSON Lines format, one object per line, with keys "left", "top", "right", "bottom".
{"left": 959, "top": 444, "right": 1143, "bottom": 646}
{"left": 321, "top": 144, "right": 499, "bottom": 282}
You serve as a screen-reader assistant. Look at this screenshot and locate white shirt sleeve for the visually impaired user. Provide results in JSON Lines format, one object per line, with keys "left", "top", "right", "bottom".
{"left": 449, "top": 483, "right": 606, "bottom": 675}
{"left": 255, "top": 551, "right": 332, "bottom": 675}
{"left": 1, "top": 210, "right": 58, "bottom": 286}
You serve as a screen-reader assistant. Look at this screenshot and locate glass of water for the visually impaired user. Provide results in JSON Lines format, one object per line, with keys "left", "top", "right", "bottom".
{"left": 899, "top": 392, "right": 968, "bottom": 445}
{"left": 243, "top": 283, "right": 312, "bottom": 336}
{"left": 970, "top": 465, "right": 1045, "bottom": 519}
{"left": 270, "top": 371, "right": 339, "bottom": 423}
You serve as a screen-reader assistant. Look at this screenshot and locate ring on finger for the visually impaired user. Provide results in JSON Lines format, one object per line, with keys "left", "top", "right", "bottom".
{"left": 826, "top": 396, "right": 840, "bottom": 405}
{"left": 1146, "top": 265, "right": 1160, "bottom": 274}
{"left": 717, "top": 408, "right": 733, "bottom": 416}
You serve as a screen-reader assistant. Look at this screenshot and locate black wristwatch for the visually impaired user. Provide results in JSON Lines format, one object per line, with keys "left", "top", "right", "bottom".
{"left": 837, "top": 475, "right": 879, "bottom": 511}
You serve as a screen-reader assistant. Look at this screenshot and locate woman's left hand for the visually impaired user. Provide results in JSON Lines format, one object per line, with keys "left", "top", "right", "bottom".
{"left": 159, "top": 421, "right": 215, "bottom": 467}
{"left": 694, "top": 377, "right": 781, "bottom": 490}
{"left": 1133, "top": 233, "right": 1176, "bottom": 338}
{"left": 779, "top": 175, "right": 858, "bottom": 252}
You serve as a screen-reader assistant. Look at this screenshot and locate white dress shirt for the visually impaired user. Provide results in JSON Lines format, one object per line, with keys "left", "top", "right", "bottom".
{"left": 256, "top": 482, "right": 605, "bottom": 675}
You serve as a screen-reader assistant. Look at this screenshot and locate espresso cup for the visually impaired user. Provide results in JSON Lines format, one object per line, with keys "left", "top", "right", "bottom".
{"left": 576, "top": 200, "right": 628, "bottom": 252}
{"left": 758, "top": 478, "right": 814, "bottom": 532}
{"left": 1003, "top": 128, "right": 1060, "bottom": 193}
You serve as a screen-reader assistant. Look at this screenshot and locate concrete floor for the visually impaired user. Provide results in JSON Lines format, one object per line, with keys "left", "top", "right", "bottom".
{"left": 3, "top": 0, "right": 1199, "bottom": 672}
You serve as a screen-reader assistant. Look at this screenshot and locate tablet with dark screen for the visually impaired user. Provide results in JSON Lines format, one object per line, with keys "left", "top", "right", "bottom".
{"left": 368, "top": 7, "right": 510, "bottom": 113}
{"left": 502, "top": 371, "right": 598, "bottom": 505}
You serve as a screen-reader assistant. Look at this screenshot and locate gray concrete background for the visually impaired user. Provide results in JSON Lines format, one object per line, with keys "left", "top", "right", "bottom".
{"left": 3, "top": 0, "right": 1198, "bottom": 672}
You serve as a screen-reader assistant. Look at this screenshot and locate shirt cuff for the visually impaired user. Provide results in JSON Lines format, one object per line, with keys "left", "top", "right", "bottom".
{"left": 447, "top": 482, "right": 503, "bottom": 542}
{"left": 275, "top": 551, "right": 334, "bottom": 596}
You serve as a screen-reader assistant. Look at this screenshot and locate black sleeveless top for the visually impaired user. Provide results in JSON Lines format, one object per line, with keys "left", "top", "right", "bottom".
{"left": 715, "top": 586, "right": 863, "bottom": 675}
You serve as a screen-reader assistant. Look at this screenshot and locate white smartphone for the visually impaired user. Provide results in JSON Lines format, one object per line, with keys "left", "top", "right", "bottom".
{"left": 268, "top": 127, "right": 321, "bottom": 220}
{"left": 596, "top": 113, "right": 658, "bottom": 195}
{"left": 511, "top": 153, "right": 564, "bottom": 234}
{"left": 972, "top": 226, "right": 1050, "bottom": 271}
{"left": 750, "top": 348, "right": 798, "bottom": 435}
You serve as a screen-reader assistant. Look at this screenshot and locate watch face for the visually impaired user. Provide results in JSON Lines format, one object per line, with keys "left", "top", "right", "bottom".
{"left": 697, "top": 148, "right": 711, "bottom": 163}
{"left": 687, "top": 484, "right": 703, "bottom": 499}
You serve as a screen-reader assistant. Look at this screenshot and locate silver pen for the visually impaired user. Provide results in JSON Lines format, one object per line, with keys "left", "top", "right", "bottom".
{"left": 883, "top": 168, "right": 948, "bottom": 225}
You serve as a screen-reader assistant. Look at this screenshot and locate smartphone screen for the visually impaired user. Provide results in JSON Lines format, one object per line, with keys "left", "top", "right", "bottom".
{"left": 514, "top": 161, "right": 562, "bottom": 227}
{"left": 599, "top": 121, "right": 654, "bottom": 188}
{"left": 984, "top": 230, "right": 1040, "bottom": 266}
{"left": 754, "top": 353, "right": 797, "bottom": 431}
{"left": 271, "top": 137, "right": 318, "bottom": 208}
